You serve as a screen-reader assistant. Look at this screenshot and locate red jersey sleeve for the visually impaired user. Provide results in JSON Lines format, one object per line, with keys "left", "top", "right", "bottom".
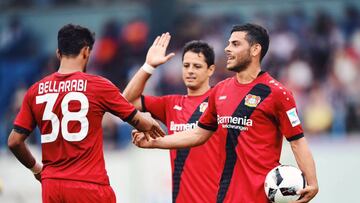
{"left": 274, "top": 89, "right": 304, "bottom": 141}
{"left": 198, "top": 87, "right": 218, "bottom": 131}
{"left": 14, "top": 88, "right": 36, "bottom": 133}
{"left": 141, "top": 95, "right": 167, "bottom": 123}
{"left": 97, "top": 78, "right": 137, "bottom": 122}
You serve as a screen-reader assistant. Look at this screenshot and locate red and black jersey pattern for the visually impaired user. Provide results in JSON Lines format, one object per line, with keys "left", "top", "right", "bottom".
{"left": 142, "top": 91, "right": 224, "bottom": 203}
{"left": 198, "top": 72, "right": 304, "bottom": 203}
{"left": 172, "top": 97, "right": 209, "bottom": 202}
{"left": 217, "top": 84, "right": 271, "bottom": 203}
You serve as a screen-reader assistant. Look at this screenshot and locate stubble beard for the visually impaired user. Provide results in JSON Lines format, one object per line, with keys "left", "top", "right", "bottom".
{"left": 227, "top": 57, "right": 252, "bottom": 73}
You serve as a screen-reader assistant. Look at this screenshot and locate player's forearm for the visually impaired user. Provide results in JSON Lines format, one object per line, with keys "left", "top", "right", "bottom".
{"left": 129, "top": 111, "right": 153, "bottom": 131}
{"left": 8, "top": 131, "right": 37, "bottom": 169}
{"left": 291, "top": 137, "right": 318, "bottom": 187}
{"left": 152, "top": 128, "right": 211, "bottom": 149}
{"left": 123, "top": 68, "right": 152, "bottom": 109}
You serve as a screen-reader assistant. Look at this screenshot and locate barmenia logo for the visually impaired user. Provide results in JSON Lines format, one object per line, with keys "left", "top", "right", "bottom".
{"left": 217, "top": 115, "right": 253, "bottom": 131}
{"left": 170, "top": 121, "right": 198, "bottom": 132}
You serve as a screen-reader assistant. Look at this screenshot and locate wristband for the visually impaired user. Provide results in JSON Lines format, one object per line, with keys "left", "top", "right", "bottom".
{"left": 30, "top": 161, "right": 43, "bottom": 174}
{"left": 141, "top": 63, "right": 155, "bottom": 74}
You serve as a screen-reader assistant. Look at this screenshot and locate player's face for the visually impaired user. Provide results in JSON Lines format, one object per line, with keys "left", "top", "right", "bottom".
{"left": 224, "top": 31, "right": 252, "bottom": 72}
{"left": 182, "top": 51, "right": 213, "bottom": 90}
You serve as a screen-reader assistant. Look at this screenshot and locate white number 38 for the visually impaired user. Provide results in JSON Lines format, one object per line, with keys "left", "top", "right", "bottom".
{"left": 36, "top": 92, "right": 89, "bottom": 143}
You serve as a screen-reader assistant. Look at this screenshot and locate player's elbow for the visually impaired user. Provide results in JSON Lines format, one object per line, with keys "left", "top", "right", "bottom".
{"left": 122, "top": 91, "right": 137, "bottom": 103}
{"left": 8, "top": 138, "right": 20, "bottom": 150}
{"left": 7, "top": 132, "right": 23, "bottom": 150}
{"left": 122, "top": 91, "right": 131, "bottom": 101}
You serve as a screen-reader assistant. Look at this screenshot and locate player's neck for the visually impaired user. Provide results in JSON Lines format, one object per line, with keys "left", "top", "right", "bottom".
{"left": 58, "top": 58, "right": 85, "bottom": 74}
{"left": 187, "top": 84, "right": 210, "bottom": 96}
{"left": 235, "top": 63, "right": 261, "bottom": 84}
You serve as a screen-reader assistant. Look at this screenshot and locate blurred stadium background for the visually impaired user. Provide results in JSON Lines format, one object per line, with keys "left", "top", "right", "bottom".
{"left": 0, "top": 0, "right": 359, "bottom": 202}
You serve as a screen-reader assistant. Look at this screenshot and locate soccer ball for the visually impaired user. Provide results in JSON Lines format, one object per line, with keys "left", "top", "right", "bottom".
{"left": 264, "top": 165, "right": 306, "bottom": 203}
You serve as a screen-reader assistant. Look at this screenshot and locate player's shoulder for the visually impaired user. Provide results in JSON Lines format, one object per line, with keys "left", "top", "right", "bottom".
{"left": 262, "top": 73, "right": 293, "bottom": 96}
{"left": 35, "top": 72, "right": 56, "bottom": 84}
{"left": 81, "top": 72, "right": 109, "bottom": 82}
{"left": 260, "top": 73, "right": 296, "bottom": 106}
{"left": 212, "top": 77, "right": 233, "bottom": 89}
{"left": 82, "top": 73, "right": 116, "bottom": 87}
{"left": 27, "top": 73, "right": 56, "bottom": 94}
{"left": 162, "top": 94, "right": 185, "bottom": 101}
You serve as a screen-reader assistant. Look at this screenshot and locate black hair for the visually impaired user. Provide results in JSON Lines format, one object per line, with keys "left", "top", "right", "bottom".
{"left": 57, "top": 24, "right": 95, "bottom": 56}
{"left": 231, "top": 23, "right": 269, "bottom": 61}
{"left": 182, "top": 40, "right": 215, "bottom": 67}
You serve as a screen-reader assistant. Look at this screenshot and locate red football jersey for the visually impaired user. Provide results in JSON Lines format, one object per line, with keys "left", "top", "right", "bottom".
{"left": 14, "top": 71, "right": 137, "bottom": 185}
{"left": 198, "top": 72, "right": 304, "bottom": 203}
{"left": 142, "top": 90, "right": 226, "bottom": 203}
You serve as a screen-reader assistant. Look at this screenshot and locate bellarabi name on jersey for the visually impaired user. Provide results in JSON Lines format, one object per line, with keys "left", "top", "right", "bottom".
{"left": 38, "top": 79, "right": 88, "bottom": 94}
{"left": 217, "top": 115, "right": 253, "bottom": 131}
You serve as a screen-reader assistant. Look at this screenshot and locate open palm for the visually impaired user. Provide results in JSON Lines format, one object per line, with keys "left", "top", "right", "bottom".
{"left": 145, "top": 32, "right": 175, "bottom": 67}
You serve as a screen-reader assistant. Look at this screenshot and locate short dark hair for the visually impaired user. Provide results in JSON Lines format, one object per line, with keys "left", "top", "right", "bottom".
{"left": 182, "top": 40, "right": 215, "bottom": 67}
{"left": 231, "top": 23, "right": 269, "bottom": 61}
{"left": 57, "top": 24, "right": 95, "bottom": 56}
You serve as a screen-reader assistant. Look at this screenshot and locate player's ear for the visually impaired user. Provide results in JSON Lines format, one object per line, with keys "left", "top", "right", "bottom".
{"left": 251, "top": 44, "right": 261, "bottom": 58}
{"left": 207, "top": 64, "right": 215, "bottom": 77}
{"left": 56, "top": 49, "right": 61, "bottom": 60}
{"left": 81, "top": 46, "right": 91, "bottom": 59}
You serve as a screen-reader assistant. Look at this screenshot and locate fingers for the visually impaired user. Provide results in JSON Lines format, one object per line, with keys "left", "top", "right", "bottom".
{"left": 158, "top": 33, "right": 168, "bottom": 47}
{"left": 131, "top": 129, "right": 139, "bottom": 143}
{"left": 156, "top": 125, "right": 165, "bottom": 137}
{"left": 132, "top": 131, "right": 146, "bottom": 145}
{"left": 132, "top": 131, "right": 155, "bottom": 148}
{"left": 34, "top": 173, "right": 42, "bottom": 183}
{"left": 131, "top": 129, "right": 139, "bottom": 135}
{"left": 144, "top": 131, "right": 151, "bottom": 141}
{"left": 148, "top": 129, "right": 162, "bottom": 139}
{"left": 296, "top": 187, "right": 307, "bottom": 196}
{"left": 154, "top": 32, "right": 170, "bottom": 48}
{"left": 163, "top": 32, "right": 171, "bottom": 48}
{"left": 292, "top": 186, "right": 318, "bottom": 203}
{"left": 165, "top": 52, "right": 176, "bottom": 61}
{"left": 149, "top": 119, "right": 165, "bottom": 138}
{"left": 133, "top": 128, "right": 150, "bottom": 142}
{"left": 293, "top": 196, "right": 310, "bottom": 203}
{"left": 152, "top": 36, "right": 160, "bottom": 46}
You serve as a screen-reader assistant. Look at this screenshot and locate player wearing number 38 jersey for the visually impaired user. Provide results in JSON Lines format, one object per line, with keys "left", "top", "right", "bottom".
{"left": 16, "top": 73, "right": 130, "bottom": 183}
{"left": 7, "top": 24, "right": 164, "bottom": 203}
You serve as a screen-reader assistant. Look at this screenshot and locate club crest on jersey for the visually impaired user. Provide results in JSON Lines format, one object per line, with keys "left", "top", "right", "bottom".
{"left": 245, "top": 94, "right": 261, "bottom": 107}
{"left": 199, "top": 102, "right": 208, "bottom": 113}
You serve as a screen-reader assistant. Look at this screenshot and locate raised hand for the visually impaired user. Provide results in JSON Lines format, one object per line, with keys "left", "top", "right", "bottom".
{"left": 145, "top": 32, "right": 175, "bottom": 67}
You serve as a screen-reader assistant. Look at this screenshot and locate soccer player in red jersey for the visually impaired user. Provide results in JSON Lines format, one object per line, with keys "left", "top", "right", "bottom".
{"left": 7, "top": 24, "right": 164, "bottom": 203}
{"left": 133, "top": 24, "right": 319, "bottom": 203}
{"left": 123, "top": 33, "right": 226, "bottom": 203}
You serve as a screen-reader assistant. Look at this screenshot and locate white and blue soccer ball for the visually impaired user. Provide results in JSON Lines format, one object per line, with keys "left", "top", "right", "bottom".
{"left": 264, "top": 165, "right": 306, "bottom": 203}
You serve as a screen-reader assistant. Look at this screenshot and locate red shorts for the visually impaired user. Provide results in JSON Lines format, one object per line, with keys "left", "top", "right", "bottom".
{"left": 42, "top": 179, "right": 116, "bottom": 203}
